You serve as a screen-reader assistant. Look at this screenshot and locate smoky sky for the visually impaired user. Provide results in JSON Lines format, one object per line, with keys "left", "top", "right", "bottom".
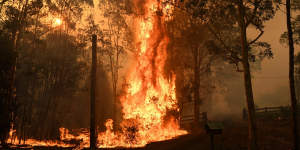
{"left": 252, "top": 10, "right": 299, "bottom": 107}
{"left": 202, "top": 10, "right": 299, "bottom": 119}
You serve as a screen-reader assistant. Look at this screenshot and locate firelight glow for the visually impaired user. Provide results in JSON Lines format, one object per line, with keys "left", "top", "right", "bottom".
{"left": 53, "top": 18, "right": 62, "bottom": 26}
{"left": 7, "top": 0, "right": 187, "bottom": 149}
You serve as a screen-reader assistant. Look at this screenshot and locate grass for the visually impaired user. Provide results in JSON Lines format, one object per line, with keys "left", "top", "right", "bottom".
{"left": 4, "top": 118, "right": 297, "bottom": 150}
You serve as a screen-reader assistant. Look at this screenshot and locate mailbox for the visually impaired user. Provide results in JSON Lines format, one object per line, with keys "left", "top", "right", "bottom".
{"left": 204, "top": 122, "right": 224, "bottom": 150}
{"left": 205, "top": 122, "right": 223, "bottom": 134}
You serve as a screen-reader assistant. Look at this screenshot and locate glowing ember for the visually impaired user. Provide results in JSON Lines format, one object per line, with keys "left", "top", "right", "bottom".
{"left": 7, "top": 0, "right": 187, "bottom": 149}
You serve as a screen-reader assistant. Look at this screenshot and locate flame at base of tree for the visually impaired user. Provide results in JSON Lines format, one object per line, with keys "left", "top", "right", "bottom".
{"left": 7, "top": 0, "right": 187, "bottom": 148}
{"left": 7, "top": 127, "right": 74, "bottom": 148}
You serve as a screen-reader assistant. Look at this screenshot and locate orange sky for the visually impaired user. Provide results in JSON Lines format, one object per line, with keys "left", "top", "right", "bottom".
{"left": 87, "top": 1, "right": 296, "bottom": 107}
{"left": 252, "top": 10, "right": 299, "bottom": 107}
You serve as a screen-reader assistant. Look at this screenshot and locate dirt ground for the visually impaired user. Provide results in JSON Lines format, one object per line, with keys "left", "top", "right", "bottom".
{"left": 2, "top": 118, "right": 296, "bottom": 150}
{"left": 139, "top": 118, "right": 294, "bottom": 150}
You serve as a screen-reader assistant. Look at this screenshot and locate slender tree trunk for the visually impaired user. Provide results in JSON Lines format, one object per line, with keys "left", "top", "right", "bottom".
{"left": 194, "top": 46, "right": 200, "bottom": 124}
{"left": 113, "top": 82, "right": 117, "bottom": 130}
{"left": 237, "top": 1, "right": 258, "bottom": 150}
{"left": 286, "top": 0, "right": 299, "bottom": 149}
{"left": 90, "top": 34, "right": 97, "bottom": 150}
{"left": 9, "top": 25, "right": 21, "bottom": 143}
{"left": 114, "top": 37, "right": 120, "bottom": 130}
{"left": 108, "top": 53, "right": 117, "bottom": 130}
{"left": 9, "top": 0, "right": 29, "bottom": 142}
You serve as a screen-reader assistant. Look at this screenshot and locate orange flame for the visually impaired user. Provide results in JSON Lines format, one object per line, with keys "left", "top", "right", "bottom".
{"left": 7, "top": 127, "right": 75, "bottom": 148}
{"left": 7, "top": 0, "right": 186, "bottom": 149}
{"left": 95, "top": 0, "right": 187, "bottom": 147}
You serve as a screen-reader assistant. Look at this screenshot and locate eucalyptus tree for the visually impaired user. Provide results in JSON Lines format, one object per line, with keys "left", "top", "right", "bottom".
{"left": 164, "top": 10, "right": 218, "bottom": 125}
{"left": 285, "top": 0, "right": 299, "bottom": 149}
{"left": 0, "top": 0, "right": 43, "bottom": 144}
{"left": 98, "top": 0, "right": 134, "bottom": 126}
{"left": 0, "top": 0, "right": 95, "bottom": 142}
{"left": 166, "top": 0, "right": 278, "bottom": 149}
{"left": 280, "top": 0, "right": 300, "bottom": 149}
{"left": 0, "top": 29, "right": 15, "bottom": 146}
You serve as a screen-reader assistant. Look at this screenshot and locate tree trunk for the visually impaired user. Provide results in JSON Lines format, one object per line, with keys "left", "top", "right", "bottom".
{"left": 237, "top": 1, "right": 258, "bottom": 150}
{"left": 9, "top": 28, "right": 20, "bottom": 144}
{"left": 90, "top": 34, "right": 97, "bottom": 150}
{"left": 286, "top": 0, "right": 299, "bottom": 149}
{"left": 9, "top": 0, "right": 29, "bottom": 141}
{"left": 194, "top": 46, "right": 200, "bottom": 124}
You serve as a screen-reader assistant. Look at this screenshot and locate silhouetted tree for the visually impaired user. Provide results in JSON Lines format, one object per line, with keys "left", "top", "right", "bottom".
{"left": 280, "top": 1, "right": 300, "bottom": 149}
{"left": 166, "top": 0, "right": 278, "bottom": 149}
{"left": 99, "top": 0, "right": 134, "bottom": 127}
{"left": 165, "top": 11, "right": 216, "bottom": 124}
{"left": 0, "top": 29, "right": 15, "bottom": 146}
{"left": 285, "top": 0, "right": 299, "bottom": 149}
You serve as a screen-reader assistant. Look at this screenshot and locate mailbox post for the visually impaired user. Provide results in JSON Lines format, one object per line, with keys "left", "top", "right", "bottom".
{"left": 205, "top": 122, "right": 224, "bottom": 150}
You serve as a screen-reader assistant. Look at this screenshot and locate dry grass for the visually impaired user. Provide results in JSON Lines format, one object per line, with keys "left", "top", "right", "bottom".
{"left": 5, "top": 118, "right": 297, "bottom": 150}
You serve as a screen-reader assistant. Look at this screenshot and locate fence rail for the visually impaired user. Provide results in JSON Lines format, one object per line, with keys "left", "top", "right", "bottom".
{"left": 180, "top": 112, "right": 208, "bottom": 124}
{"left": 243, "top": 105, "right": 300, "bottom": 120}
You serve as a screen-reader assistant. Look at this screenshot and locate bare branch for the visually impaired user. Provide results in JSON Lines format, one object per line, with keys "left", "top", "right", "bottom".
{"left": 207, "top": 25, "right": 243, "bottom": 62}
{"left": 248, "top": 28, "right": 264, "bottom": 45}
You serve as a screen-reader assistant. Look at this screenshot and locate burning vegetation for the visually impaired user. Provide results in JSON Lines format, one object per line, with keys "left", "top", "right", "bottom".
{"left": 1, "top": 0, "right": 300, "bottom": 150}
{"left": 4, "top": 0, "right": 187, "bottom": 149}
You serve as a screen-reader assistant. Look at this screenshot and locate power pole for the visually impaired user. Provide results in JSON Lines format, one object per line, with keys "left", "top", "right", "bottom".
{"left": 90, "top": 34, "right": 97, "bottom": 150}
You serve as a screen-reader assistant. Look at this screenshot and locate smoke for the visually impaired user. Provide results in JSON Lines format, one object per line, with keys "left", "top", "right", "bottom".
{"left": 255, "top": 85, "right": 290, "bottom": 107}
{"left": 61, "top": 64, "right": 113, "bottom": 130}
{"left": 96, "top": 65, "right": 114, "bottom": 130}
{"left": 132, "top": 0, "right": 148, "bottom": 16}
{"left": 201, "top": 63, "right": 246, "bottom": 120}
{"left": 204, "top": 78, "right": 245, "bottom": 120}
{"left": 202, "top": 63, "right": 291, "bottom": 121}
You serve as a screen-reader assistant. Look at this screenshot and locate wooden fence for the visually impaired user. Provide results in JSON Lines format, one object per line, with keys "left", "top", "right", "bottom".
{"left": 180, "top": 112, "right": 208, "bottom": 124}
{"left": 179, "top": 101, "right": 208, "bottom": 125}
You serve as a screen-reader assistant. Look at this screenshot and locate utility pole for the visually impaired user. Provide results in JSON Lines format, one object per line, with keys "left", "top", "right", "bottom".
{"left": 90, "top": 34, "right": 97, "bottom": 150}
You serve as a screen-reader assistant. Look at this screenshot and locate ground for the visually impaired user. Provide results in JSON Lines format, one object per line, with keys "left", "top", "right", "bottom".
{"left": 2, "top": 118, "right": 295, "bottom": 150}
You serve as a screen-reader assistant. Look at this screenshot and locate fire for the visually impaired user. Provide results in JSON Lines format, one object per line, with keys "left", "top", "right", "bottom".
{"left": 95, "top": 0, "right": 187, "bottom": 147}
{"left": 111, "top": 0, "right": 186, "bottom": 145}
{"left": 7, "top": 128, "right": 74, "bottom": 148}
{"left": 53, "top": 18, "right": 62, "bottom": 27}
{"left": 7, "top": 0, "right": 187, "bottom": 149}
